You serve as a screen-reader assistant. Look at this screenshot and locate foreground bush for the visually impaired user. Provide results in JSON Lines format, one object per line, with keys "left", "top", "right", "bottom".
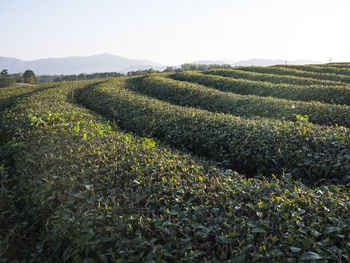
{"left": 130, "top": 75, "right": 350, "bottom": 128}
{"left": 1, "top": 80, "right": 349, "bottom": 262}
{"left": 0, "top": 83, "right": 60, "bottom": 112}
{"left": 170, "top": 71, "right": 350, "bottom": 105}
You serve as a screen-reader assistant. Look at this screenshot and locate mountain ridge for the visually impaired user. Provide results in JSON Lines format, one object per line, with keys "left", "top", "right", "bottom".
{"left": 0, "top": 54, "right": 325, "bottom": 75}
{"left": 0, "top": 53, "right": 165, "bottom": 75}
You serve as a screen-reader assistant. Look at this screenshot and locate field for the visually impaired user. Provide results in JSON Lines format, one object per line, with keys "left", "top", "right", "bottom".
{"left": 1, "top": 64, "right": 350, "bottom": 262}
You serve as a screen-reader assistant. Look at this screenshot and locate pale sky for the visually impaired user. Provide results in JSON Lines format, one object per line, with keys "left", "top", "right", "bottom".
{"left": 1, "top": 0, "right": 350, "bottom": 65}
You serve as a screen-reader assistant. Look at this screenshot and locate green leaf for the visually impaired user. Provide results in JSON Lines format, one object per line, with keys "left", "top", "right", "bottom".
{"left": 290, "top": 246, "right": 302, "bottom": 253}
{"left": 301, "top": 252, "right": 322, "bottom": 261}
{"left": 325, "top": 226, "right": 341, "bottom": 234}
{"left": 251, "top": 228, "right": 266, "bottom": 233}
{"left": 99, "top": 236, "right": 114, "bottom": 243}
{"left": 82, "top": 258, "right": 95, "bottom": 263}
{"left": 271, "top": 249, "right": 283, "bottom": 256}
{"left": 229, "top": 255, "right": 245, "bottom": 263}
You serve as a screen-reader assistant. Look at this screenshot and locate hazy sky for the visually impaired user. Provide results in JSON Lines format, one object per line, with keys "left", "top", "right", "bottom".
{"left": 1, "top": 0, "right": 350, "bottom": 65}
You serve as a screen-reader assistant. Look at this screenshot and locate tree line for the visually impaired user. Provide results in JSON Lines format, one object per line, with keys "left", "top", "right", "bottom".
{"left": 37, "top": 64, "right": 234, "bottom": 83}
{"left": 1, "top": 63, "right": 234, "bottom": 87}
{"left": 37, "top": 64, "right": 235, "bottom": 83}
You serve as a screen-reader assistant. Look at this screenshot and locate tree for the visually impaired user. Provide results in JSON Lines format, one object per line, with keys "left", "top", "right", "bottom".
{"left": 78, "top": 73, "right": 87, "bottom": 80}
{"left": 23, "top": 70, "right": 37, "bottom": 84}
{"left": 0, "top": 69, "right": 15, "bottom": 88}
{"left": 0, "top": 77, "right": 15, "bottom": 88}
{"left": 1, "top": 69, "right": 9, "bottom": 77}
{"left": 10, "top": 73, "right": 24, "bottom": 83}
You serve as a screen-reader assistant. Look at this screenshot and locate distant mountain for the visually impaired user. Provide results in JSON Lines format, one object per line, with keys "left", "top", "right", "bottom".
{"left": 192, "top": 58, "right": 323, "bottom": 67}
{"left": 0, "top": 54, "right": 325, "bottom": 75}
{"left": 0, "top": 53, "right": 165, "bottom": 75}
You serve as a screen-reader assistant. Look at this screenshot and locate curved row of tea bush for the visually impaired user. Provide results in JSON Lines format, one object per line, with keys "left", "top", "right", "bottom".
{"left": 2, "top": 80, "right": 349, "bottom": 262}
{"left": 237, "top": 66, "right": 350, "bottom": 84}
{"left": 205, "top": 68, "right": 345, "bottom": 87}
{"left": 76, "top": 78, "right": 350, "bottom": 185}
{"left": 277, "top": 64, "right": 350, "bottom": 76}
{"left": 0, "top": 84, "right": 43, "bottom": 111}
{"left": 323, "top": 62, "right": 350, "bottom": 68}
{"left": 130, "top": 75, "right": 350, "bottom": 128}
{"left": 170, "top": 71, "right": 350, "bottom": 105}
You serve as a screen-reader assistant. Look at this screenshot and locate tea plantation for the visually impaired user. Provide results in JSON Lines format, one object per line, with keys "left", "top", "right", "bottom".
{"left": 1, "top": 63, "right": 349, "bottom": 262}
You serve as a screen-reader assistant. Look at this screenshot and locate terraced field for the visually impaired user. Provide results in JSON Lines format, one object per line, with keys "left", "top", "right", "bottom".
{"left": 1, "top": 63, "right": 349, "bottom": 262}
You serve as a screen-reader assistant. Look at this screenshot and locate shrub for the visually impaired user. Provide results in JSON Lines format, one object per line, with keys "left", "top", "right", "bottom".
{"left": 206, "top": 68, "right": 346, "bottom": 86}
{"left": 130, "top": 75, "right": 350, "bottom": 128}
{"left": 277, "top": 64, "right": 350, "bottom": 76}
{"left": 170, "top": 71, "right": 350, "bottom": 105}
{"left": 0, "top": 77, "right": 16, "bottom": 88}
{"left": 1, "top": 79, "right": 349, "bottom": 262}
{"left": 237, "top": 66, "right": 350, "bottom": 84}
{"left": 76, "top": 78, "right": 350, "bottom": 185}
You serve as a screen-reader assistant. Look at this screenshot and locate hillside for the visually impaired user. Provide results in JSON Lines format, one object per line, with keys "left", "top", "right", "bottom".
{"left": 1, "top": 63, "right": 349, "bottom": 262}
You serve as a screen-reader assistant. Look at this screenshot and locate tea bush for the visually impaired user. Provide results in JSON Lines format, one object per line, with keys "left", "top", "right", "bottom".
{"left": 323, "top": 62, "right": 350, "bottom": 68}
{"left": 76, "top": 78, "right": 350, "bottom": 185}
{"left": 237, "top": 66, "right": 350, "bottom": 84}
{"left": 130, "top": 75, "right": 350, "bottom": 127}
{"left": 1, "top": 79, "right": 349, "bottom": 262}
{"left": 277, "top": 64, "right": 350, "bottom": 76}
{"left": 170, "top": 71, "right": 350, "bottom": 105}
{"left": 205, "top": 68, "right": 346, "bottom": 87}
